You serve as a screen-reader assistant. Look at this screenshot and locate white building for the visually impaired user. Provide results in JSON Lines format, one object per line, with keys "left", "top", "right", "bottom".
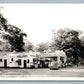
{"left": 0, "top": 52, "right": 38, "bottom": 68}
{"left": 0, "top": 51, "right": 67, "bottom": 68}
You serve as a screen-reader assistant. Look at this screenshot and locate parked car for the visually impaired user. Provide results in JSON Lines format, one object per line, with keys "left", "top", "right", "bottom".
{"left": 48, "top": 61, "right": 62, "bottom": 70}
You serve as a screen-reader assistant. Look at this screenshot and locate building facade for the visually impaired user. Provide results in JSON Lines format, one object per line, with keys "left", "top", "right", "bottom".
{"left": 0, "top": 51, "right": 67, "bottom": 68}
{"left": 0, "top": 52, "right": 38, "bottom": 68}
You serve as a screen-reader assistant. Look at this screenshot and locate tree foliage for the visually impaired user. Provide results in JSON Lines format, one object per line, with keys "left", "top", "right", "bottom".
{"left": 0, "top": 40, "right": 11, "bottom": 52}
{"left": 80, "top": 36, "right": 84, "bottom": 58}
{"left": 0, "top": 13, "right": 27, "bottom": 52}
{"left": 24, "top": 40, "right": 34, "bottom": 51}
{"left": 52, "top": 28, "right": 81, "bottom": 64}
{"left": 5, "top": 24, "right": 27, "bottom": 52}
{"left": 0, "top": 14, "right": 7, "bottom": 31}
{"left": 35, "top": 42, "right": 49, "bottom": 53}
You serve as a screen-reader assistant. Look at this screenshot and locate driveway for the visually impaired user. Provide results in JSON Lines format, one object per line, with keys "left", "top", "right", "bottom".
{"left": 0, "top": 66, "right": 84, "bottom": 77}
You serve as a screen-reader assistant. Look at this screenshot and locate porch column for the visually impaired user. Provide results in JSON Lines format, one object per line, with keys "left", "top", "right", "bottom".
{"left": 57, "top": 56, "right": 60, "bottom": 62}
{"left": 63, "top": 57, "right": 66, "bottom": 63}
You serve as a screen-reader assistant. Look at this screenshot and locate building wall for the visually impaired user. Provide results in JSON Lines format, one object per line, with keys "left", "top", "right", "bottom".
{"left": 0, "top": 52, "right": 37, "bottom": 68}
{"left": 0, "top": 52, "right": 67, "bottom": 68}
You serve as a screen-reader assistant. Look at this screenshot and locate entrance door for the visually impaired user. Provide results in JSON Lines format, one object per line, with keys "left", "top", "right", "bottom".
{"left": 4, "top": 59, "right": 7, "bottom": 68}
{"left": 24, "top": 60, "right": 27, "bottom": 68}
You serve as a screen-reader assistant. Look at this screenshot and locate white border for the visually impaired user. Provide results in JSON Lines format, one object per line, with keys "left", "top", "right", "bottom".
{"left": 0, "top": 3, "right": 84, "bottom": 81}
{"left": 0, "top": 77, "right": 84, "bottom": 81}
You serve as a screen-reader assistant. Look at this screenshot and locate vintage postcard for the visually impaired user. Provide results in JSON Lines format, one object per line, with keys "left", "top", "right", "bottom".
{"left": 0, "top": 3, "right": 84, "bottom": 80}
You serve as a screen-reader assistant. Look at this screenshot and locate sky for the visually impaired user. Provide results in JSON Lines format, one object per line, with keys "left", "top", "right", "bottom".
{"left": 0, "top": 4, "right": 84, "bottom": 46}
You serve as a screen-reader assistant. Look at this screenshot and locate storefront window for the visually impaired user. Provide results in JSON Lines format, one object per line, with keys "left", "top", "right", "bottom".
{"left": 33, "top": 59, "right": 38, "bottom": 63}
{"left": 16, "top": 59, "right": 21, "bottom": 65}
{"left": 27, "top": 59, "right": 29, "bottom": 63}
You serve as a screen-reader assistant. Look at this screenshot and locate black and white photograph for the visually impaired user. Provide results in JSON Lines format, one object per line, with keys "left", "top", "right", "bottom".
{"left": 0, "top": 3, "right": 84, "bottom": 80}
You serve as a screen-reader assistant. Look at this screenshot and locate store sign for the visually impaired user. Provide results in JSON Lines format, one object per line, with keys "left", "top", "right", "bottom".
{"left": 17, "top": 55, "right": 28, "bottom": 58}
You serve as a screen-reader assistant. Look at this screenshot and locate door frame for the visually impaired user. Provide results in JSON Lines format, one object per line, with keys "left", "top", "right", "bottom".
{"left": 24, "top": 60, "right": 27, "bottom": 68}
{"left": 4, "top": 59, "right": 7, "bottom": 68}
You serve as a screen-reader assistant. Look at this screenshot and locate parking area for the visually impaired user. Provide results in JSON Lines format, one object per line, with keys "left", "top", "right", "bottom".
{"left": 0, "top": 66, "right": 84, "bottom": 77}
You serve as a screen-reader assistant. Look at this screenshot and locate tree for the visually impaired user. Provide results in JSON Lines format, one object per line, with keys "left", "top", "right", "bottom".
{"left": 0, "top": 40, "right": 11, "bottom": 52}
{"left": 5, "top": 24, "right": 27, "bottom": 52}
{"left": 51, "top": 28, "right": 81, "bottom": 65}
{"left": 0, "top": 13, "right": 27, "bottom": 52}
{"left": 0, "top": 13, "right": 7, "bottom": 31}
{"left": 79, "top": 36, "right": 84, "bottom": 59}
{"left": 35, "top": 42, "right": 49, "bottom": 53}
{"left": 24, "top": 40, "right": 34, "bottom": 52}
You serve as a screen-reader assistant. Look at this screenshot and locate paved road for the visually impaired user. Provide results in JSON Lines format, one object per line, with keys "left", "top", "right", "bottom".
{"left": 0, "top": 66, "right": 84, "bottom": 77}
